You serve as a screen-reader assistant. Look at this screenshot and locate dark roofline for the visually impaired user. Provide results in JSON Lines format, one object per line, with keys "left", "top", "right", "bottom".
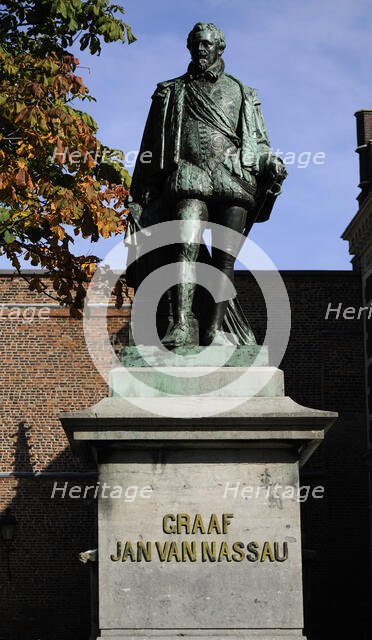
{"left": 235, "top": 270, "right": 357, "bottom": 278}
{"left": 0, "top": 269, "right": 357, "bottom": 278}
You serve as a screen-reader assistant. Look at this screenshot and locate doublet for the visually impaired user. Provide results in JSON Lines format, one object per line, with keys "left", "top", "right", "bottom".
{"left": 164, "top": 67, "right": 257, "bottom": 206}
{"left": 181, "top": 74, "right": 242, "bottom": 167}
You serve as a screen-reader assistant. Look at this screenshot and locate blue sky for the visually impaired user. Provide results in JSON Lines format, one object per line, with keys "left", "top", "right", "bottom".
{"left": 5, "top": 0, "right": 372, "bottom": 270}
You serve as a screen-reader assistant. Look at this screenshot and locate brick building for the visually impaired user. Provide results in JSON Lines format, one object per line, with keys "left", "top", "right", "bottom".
{"left": 0, "top": 113, "right": 371, "bottom": 639}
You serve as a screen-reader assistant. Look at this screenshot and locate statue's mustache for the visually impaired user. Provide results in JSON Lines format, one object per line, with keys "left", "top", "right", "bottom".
{"left": 194, "top": 56, "right": 209, "bottom": 66}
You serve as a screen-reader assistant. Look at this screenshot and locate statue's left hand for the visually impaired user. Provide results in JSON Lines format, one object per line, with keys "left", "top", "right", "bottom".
{"left": 259, "top": 153, "right": 287, "bottom": 182}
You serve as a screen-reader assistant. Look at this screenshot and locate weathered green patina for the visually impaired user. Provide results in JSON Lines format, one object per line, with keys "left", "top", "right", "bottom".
{"left": 126, "top": 22, "right": 287, "bottom": 347}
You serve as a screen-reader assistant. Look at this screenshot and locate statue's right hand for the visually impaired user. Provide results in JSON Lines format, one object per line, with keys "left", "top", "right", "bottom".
{"left": 127, "top": 201, "right": 143, "bottom": 225}
{"left": 124, "top": 194, "right": 142, "bottom": 220}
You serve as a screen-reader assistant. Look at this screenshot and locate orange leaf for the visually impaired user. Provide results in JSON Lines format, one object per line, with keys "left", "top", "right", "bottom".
{"left": 82, "top": 262, "right": 97, "bottom": 276}
{"left": 15, "top": 169, "right": 26, "bottom": 187}
{"left": 85, "top": 153, "right": 96, "bottom": 169}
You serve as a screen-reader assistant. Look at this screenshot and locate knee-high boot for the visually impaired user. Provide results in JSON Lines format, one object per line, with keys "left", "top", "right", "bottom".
{"left": 200, "top": 268, "right": 237, "bottom": 346}
{"left": 162, "top": 263, "right": 197, "bottom": 347}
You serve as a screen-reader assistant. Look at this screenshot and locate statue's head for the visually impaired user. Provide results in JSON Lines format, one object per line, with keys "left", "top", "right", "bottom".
{"left": 187, "top": 22, "right": 226, "bottom": 72}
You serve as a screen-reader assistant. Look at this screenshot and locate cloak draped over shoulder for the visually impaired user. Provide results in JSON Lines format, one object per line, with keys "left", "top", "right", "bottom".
{"left": 130, "top": 72, "right": 279, "bottom": 223}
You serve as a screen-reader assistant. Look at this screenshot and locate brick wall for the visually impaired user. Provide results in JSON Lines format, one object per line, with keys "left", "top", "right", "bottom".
{"left": 0, "top": 273, "right": 131, "bottom": 640}
{"left": 0, "top": 270, "right": 369, "bottom": 640}
{"left": 236, "top": 270, "right": 370, "bottom": 640}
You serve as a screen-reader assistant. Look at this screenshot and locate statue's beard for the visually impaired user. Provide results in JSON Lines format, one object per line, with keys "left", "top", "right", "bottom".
{"left": 194, "top": 57, "right": 209, "bottom": 71}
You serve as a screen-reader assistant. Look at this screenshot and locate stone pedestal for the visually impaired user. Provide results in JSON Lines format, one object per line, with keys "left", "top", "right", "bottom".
{"left": 60, "top": 353, "right": 336, "bottom": 640}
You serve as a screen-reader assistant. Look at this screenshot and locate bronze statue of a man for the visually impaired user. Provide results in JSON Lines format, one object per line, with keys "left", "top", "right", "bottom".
{"left": 126, "top": 22, "right": 286, "bottom": 347}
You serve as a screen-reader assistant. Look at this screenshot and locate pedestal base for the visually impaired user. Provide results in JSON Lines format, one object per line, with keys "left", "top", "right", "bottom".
{"left": 60, "top": 358, "right": 335, "bottom": 640}
{"left": 99, "top": 632, "right": 306, "bottom": 640}
{"left": 109, "top": 366, "right": 283, "bottom": 397}
{"left": 121, "top": 345, "right": 269, "bottom": 368}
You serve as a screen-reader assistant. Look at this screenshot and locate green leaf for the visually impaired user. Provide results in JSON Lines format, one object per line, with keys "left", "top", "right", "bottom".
{"left": 3, "top": 230, "right": 15, "bottom": 244}
{"left": 80, "top": 111, "right": 98, "bottom": 131}
{"left": 0, "top": 208, "right": 10, "bottom": 223}
{"left": 52, "top": 0, "right": 68, "bottom": 19}
{"left": 124, "top": 23, "right": 137, "bottom": 44}
{"left": 91, "top": 3, "right": 101, "bottom": 17}
{"left": 68, "top": 17, "right": 79, "bottom": 31}
{"left": 96, "top": 160, "right": 131, "bottom": 187}
{"left": 89, "top": 35, "right": 101, "bottom": 55}
{"left": 79, "top": 33, "right": 90, "bottom": 51}
{"left": 15, "top": 101, "right": 26, "bottom": 113}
